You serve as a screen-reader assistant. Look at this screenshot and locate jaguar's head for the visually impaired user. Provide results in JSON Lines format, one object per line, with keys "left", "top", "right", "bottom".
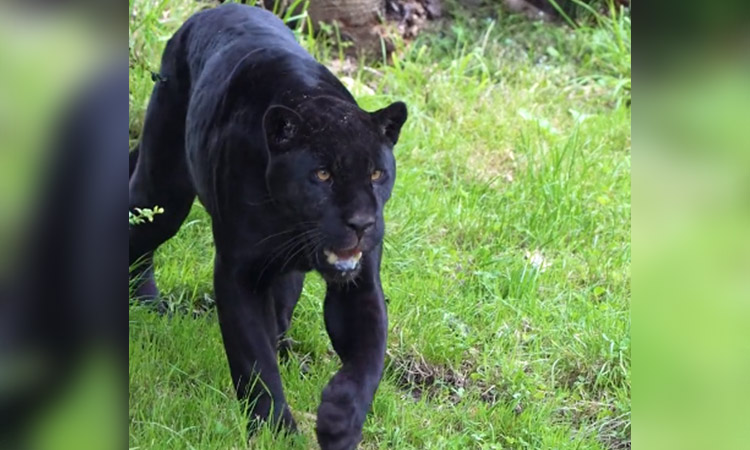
{"left": 263, "top": 96, "right": 407, "bottom": 281}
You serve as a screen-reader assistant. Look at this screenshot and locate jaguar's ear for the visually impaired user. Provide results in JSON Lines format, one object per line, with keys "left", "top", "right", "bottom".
{"left": 263, "top": 105, "right": 302, "bottom": 152}
{"left": 372, "top": 101, "right": 408, "bottom": 146}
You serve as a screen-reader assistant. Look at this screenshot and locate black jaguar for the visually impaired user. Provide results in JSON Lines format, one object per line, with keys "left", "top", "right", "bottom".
{"left": 128, "top": 4, "right": 407, "bottom": 449}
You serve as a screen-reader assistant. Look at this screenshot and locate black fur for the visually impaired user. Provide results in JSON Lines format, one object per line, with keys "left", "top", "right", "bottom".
{"left": 128, "top": 4, "right": 407, "bottom": 449}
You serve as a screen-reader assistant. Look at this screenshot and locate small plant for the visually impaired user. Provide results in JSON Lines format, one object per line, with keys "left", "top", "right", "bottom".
{"left": 129, "top": 206, "right": 164, "bottom": 226}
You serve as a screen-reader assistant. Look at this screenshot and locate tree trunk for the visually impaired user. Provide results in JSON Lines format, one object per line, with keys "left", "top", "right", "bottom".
{"left": 305, "top": 0, "right": 386, "bottom": 57}
{"left": 307, "top": 0, "right": 384, "bottom": 28}
{"left": 262, "top": 0, "right": 388, "bottom": 57}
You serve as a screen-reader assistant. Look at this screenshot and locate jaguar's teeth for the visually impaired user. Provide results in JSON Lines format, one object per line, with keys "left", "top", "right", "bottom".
{"left": 324, "top": 249, "right": 363, "bottom": 270}
{"left": 324, "top": 249, "right": 338, "bottom": 264}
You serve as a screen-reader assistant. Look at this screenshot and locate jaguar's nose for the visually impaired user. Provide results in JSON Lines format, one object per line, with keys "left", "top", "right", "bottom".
{"left": 346, "top": 213, "right": 375, "bottom": 239}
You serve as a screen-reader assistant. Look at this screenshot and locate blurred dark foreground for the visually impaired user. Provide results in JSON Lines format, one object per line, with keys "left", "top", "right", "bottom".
{"left": 0, "top": 3, "right": 125, "bottom": 449}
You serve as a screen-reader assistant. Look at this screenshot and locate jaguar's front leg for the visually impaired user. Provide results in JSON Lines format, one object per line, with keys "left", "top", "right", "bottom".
{"left": 316, "top": 249, "right": 388, "bottom": 450}
{"left": 213, "top": 255, "right": 296, "bottom": 432}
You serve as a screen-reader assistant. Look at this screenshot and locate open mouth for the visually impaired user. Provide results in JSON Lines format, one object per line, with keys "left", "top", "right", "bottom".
{"left": 323, "top": 247, "right": 362, "bottom": 272}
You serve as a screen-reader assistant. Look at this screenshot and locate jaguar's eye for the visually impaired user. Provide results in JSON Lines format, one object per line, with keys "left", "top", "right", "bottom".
{"left": 315, "top": 169, "right": 331, "bottom": 181}
{"left": 371, "top": 169, "right": 383, "bottom": 181}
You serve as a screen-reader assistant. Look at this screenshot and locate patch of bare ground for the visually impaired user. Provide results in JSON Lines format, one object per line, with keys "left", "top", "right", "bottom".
{"left": 385, "top": 351, "right": 503, "bottom": 406}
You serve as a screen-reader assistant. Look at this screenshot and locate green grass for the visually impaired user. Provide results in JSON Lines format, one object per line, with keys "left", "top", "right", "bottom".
{"left": 129, "top": 0, "right": 631, "bottom": 448}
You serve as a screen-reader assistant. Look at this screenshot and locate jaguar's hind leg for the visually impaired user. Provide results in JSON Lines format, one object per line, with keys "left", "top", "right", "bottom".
{"left": 271, "top": 271, "right": 305, "bottom": 357}
{"left": 129, "top": 252, "right": 158, "bottom": 298}
{"left": 129, "top": 79, "right": 195, "bottom": 302}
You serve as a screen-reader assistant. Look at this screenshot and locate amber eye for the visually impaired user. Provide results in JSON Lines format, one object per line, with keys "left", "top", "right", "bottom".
{"left": 315, "top": 169, "right": 331, "bottom": 181}
{"left": 371, "top": 169, "right": 383, "bottom": 181}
